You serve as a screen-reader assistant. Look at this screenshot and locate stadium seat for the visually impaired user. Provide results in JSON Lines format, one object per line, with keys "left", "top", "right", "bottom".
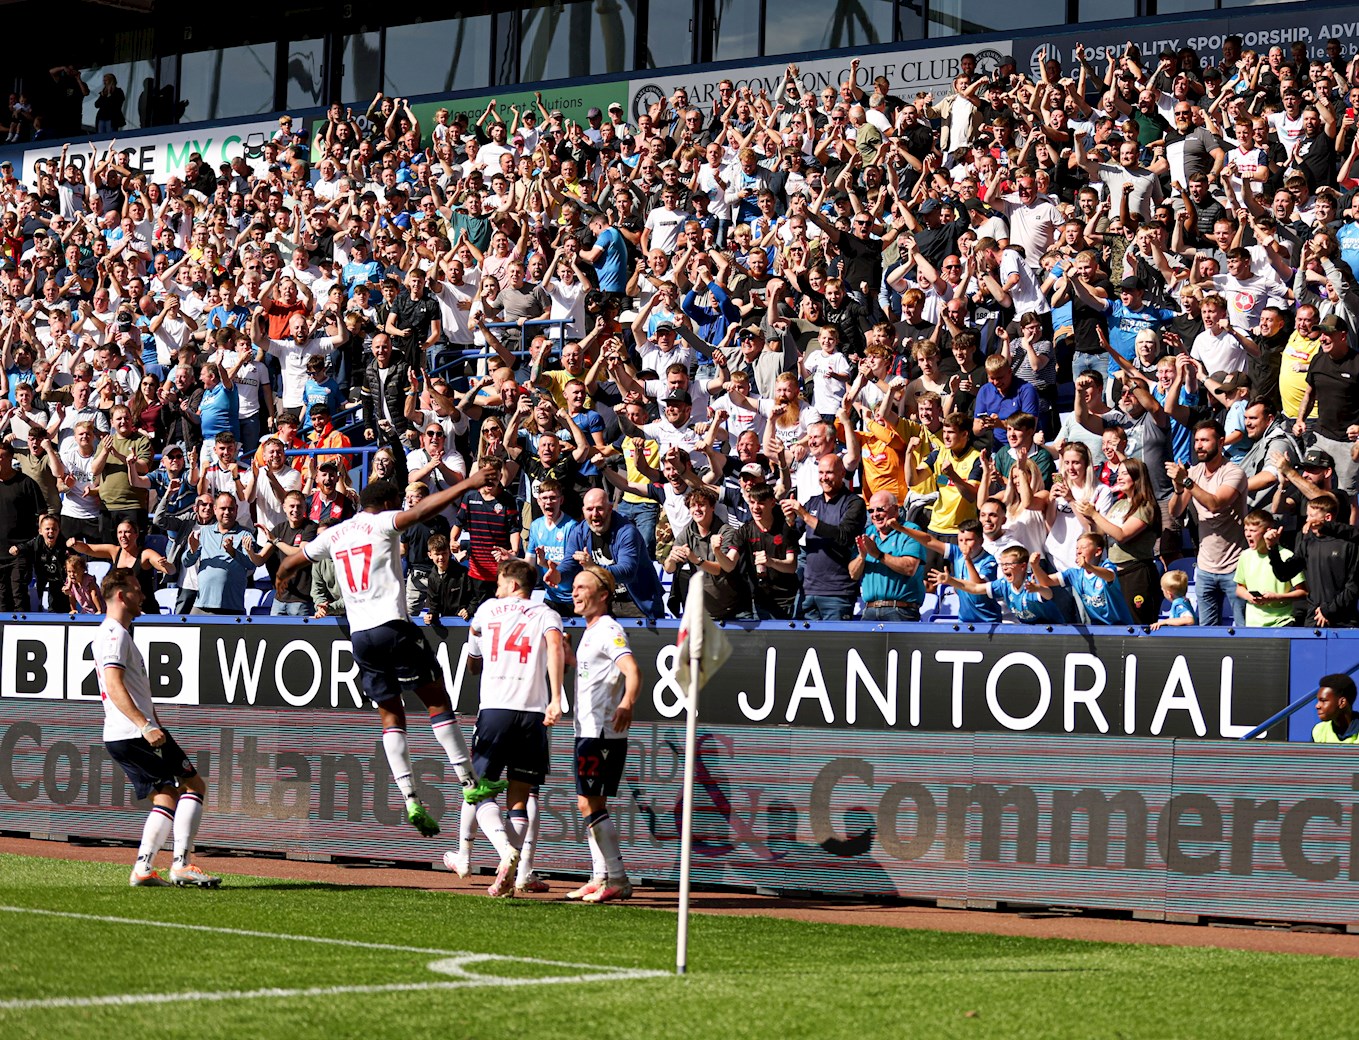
{"left": 243, "top": 588, "right": 265, "bottom": 613}
{"left": 1165, "top": 557, "right": 1197, "bottom": 585}
{"left": 87, "top": 561, "right": 111, "bottom": 585}
{"left": 155, "top": 588, "right": 180, "bottom": 614}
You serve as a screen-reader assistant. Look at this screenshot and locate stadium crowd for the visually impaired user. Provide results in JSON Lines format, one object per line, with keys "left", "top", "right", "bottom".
{"left": 2, "top": 35, "right": 1359, "bottom": 628}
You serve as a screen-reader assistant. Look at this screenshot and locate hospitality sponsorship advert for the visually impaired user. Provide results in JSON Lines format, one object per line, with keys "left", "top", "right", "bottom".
{"left": 1031, "top": 7, "right": 1359, "bottom": 82}
{"left": 0, "top": 621, "right": 1289, "bottom": 740}
{"left": 18, "top": 118, "right": 292, "bottom": 186}
{"left": 628, "top": 42, "right": 1014, "bottom": 122}
{"left": 2, "top": 704, "right": 1356, "bottom": 925}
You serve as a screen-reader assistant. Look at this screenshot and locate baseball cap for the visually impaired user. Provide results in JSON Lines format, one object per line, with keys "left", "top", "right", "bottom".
{"left": 918, "top": 198, "right": 941, "bottom": 215}
{"left": 963, "top": 197, "right": 989, "bottom": 214}
{"left": 663, "top": 388, "right": 692, "bottom": 405}
{"left": 1300, "top": 448, "right": 1336, "bottom": 470}
{"left": 608, "top": 101, "right": 624, "bottom": 113}
{"left": 162, "top": 442, "right": 186, "bottom": 457}
{"left": 739, "top": 323, "right": 765, "bottom": 338}
{"left": 654, "top": 320, "right": 676, "bottom": 333}
{"left": 739, "top": 463, "right": 767, "bottom": 480}
{"left": 999, "top": 54, "right": 1017, "bottom": 68}
{"left": 1118, "top": 276, "right": 1143, "bottom": 291}
{"left": 1318, "top": 314, "right": 1349, "bottom": 334}
{"left": 1211, "top": 371, "right": 1250, "bottom": 392}
{"left": 587, "top": 107, "right": 602, "bottom": 119}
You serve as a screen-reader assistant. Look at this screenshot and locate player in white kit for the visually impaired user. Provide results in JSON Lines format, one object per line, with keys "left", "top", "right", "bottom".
{"left": 97, "top": 568, "right": 221, "bottom": 888}
{"left": 458, "top": 557, "right": 566, "bottom": 897}
{"left": 274, "top": 470, "right": 507, "bottom": 840}
{"left": 564, "top": 563, "right": 640, "bottom": 903}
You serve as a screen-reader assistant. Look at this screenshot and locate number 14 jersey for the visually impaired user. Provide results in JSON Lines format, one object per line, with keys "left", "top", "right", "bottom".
{"left": 304, "top": 510, "right": 407, "bottom": 632}
{"left": 467, "top": 596, "right": 564, "bottom": 712}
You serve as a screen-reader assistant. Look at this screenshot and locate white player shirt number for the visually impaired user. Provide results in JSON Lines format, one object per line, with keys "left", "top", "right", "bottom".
{"left": 335, "top": 544, "right": 374, "bottom": 593}
{"left": 485, "top": 621, "right": 533, "bottom": 664}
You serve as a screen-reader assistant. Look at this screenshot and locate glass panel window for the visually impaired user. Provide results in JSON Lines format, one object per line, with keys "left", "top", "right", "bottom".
{"left": 286, "top": 37, "right": 325, "bottom": 112}
{"left": 897, "top": 0, "right": 925, "bottom": 42}
{"left": 341, "top": 31, "right": 382, "bottom": 105}
{"left": 1153, "top": 0, "right": 1213, "bottom": 11}
{"left": 520, "top": 0, "right": 635, "bottom": 81}
{"left": 1078, "top": 0, "right": 1136, "bottom": 21}
{"left": 179, "top": 44, "right": 275, "bottom": 124}
{"left": 384, "top": 17, "right": 492, "bottom": 96}
{"left": 645, "top": 0, "right": 695, "bottom": 69}
{"left": 712, "top": 0, "right": 761, "bottom": 63}
{"left": 765, "top": 0, "right": 891, "bottom": 58}
{"left": 927, "top": 0, "right": 1065, "bottom": 37}
{"left": 83, "top": 63, "right": 131, "bottom": 133}
{"left": 1219, "top": 0, "right": 1299, "bottom": 6}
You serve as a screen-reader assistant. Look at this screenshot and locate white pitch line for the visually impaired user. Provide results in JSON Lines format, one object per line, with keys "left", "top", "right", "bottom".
{"left": 0, "top": 973, "right": 667, "bottom": 1012}
{"left": 0, "top": 905, "right": 668, "bottom": 1011}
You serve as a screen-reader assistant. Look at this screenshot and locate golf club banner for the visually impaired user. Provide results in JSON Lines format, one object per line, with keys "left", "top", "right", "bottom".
{"left": 2, "top": 701, "right": 1356, "bottom": 925}
{"left": 0, "top": 620, "right": 1292, "bottom": 739}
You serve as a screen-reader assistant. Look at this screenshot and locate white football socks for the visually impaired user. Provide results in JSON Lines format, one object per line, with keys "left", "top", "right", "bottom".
{"left": 136, "top": 804, "right": 174, "bottom": 870}
{"left": 172, "top": 791, "right": 204, "bottom": 867}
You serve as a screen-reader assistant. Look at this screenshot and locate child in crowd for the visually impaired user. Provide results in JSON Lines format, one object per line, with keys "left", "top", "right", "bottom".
{"left": 1030, "top": 533, "right": 1135, "bottom": 626}
{"left": 1150, "top": 569, "right": 1197, "bottom": 630}
{"left": 63, "top": 555, "right": 105, "bottom": 615}
{"left": 939, "top": 543, "right": 1068, "bottom": 625}
{"left": 1233, "top": 509, "right": 1306, "bottom": 627}
{"left": 9, "top": 512, "right": 70, "bottom": 611}
{"left": 421, "top": 533, "right": 470, "bottom": 623}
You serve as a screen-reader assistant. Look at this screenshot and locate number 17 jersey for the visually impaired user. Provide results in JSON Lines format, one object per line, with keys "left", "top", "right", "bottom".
{"left": 467, "top": 596, "right": 564, "bottom": 712}
{"left": 304, "top": 510, "right": 406, "bottom": 633}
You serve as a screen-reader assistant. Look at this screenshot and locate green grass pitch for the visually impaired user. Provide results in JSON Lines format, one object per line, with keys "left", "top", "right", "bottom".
{"left": 0, "top": 854, "right": 1335, "bottom": 1039}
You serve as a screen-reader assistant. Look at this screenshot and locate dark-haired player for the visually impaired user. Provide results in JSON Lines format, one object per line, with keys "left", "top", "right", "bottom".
{"left": 275, "top": 470, "right": 507, "bottom": 838}
{"left": 461, "top": 557, "right": 566, "bottom": 897}
{"left": 98, "top": 567, "right": 220, "bottom": 887}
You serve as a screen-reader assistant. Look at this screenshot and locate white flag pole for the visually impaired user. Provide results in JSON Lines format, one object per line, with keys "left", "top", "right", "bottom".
{"left": 676, "top": 579, "right": 703, "bottom": 976}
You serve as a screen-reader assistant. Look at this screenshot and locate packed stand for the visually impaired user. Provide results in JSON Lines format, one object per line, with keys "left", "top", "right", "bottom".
{"left": 2, "top": 41, "right": 1359, "bottom": 628}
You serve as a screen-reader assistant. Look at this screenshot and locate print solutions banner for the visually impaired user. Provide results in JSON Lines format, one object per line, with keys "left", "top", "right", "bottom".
{"left": 0, "top": 619, "right": 1291, "bottom": 738}
{"left": 3, "top": 702, "right": 1358, "bottom": 925}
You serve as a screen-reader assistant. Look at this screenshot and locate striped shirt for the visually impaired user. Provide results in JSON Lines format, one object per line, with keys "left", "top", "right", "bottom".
{"left": 453, "top": 490, "right": 518, "bottom": 582}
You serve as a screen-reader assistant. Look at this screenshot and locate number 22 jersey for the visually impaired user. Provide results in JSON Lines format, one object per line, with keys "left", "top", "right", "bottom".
{"left": 303, "top": 510, "right": 407, "bottom": 632}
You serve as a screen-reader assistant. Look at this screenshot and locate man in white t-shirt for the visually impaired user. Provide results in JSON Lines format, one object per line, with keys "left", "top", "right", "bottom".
{"left": 463, "top": 557, "right": 567, "bottom": 898}
{"left": 275, "top": 468, "right": 506, "bottom": 838}
{"left": 1210, "top": 250, "right": 1284, "bottom": 331}
{"left": 640, "top": 186, "right": 688, "bottom": 255}
{"left": 97, "top": 568, "right": 220, "bottom": 888}
{"left": 253, "top": 309, "right": 348, "bottom": 415}
{"left": 1190, "top": 294, "right": 1252, "bottom": 374}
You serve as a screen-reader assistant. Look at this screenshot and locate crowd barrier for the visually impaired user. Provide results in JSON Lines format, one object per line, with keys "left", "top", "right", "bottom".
{"left": 3, "top": 620, "right": 1358, "bottom": 925}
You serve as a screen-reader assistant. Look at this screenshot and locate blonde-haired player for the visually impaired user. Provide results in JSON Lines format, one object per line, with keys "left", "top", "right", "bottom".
{"left": 565, "top": 563, "right": 640, "bottom": 903}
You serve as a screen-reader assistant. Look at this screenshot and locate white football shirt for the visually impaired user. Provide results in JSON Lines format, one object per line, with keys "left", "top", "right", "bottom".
{"left": 304, "top": 510, "right": 406, "bottom": 632}
{"left": 573, "top": 615, "right": 634, "bottom": 739}
{"left": 467, "top": 596, "right": 564, "bottom": 713}
{"left": 95, "top": 617, "right": 156, "bottom": 742}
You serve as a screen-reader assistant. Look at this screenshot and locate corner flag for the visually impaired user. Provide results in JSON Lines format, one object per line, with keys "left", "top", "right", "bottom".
{"left": 674, "top": 573, "right": 732, "bottom": 699}
{"left": 674, "top": 573, "right": 731, "bottom": 977}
